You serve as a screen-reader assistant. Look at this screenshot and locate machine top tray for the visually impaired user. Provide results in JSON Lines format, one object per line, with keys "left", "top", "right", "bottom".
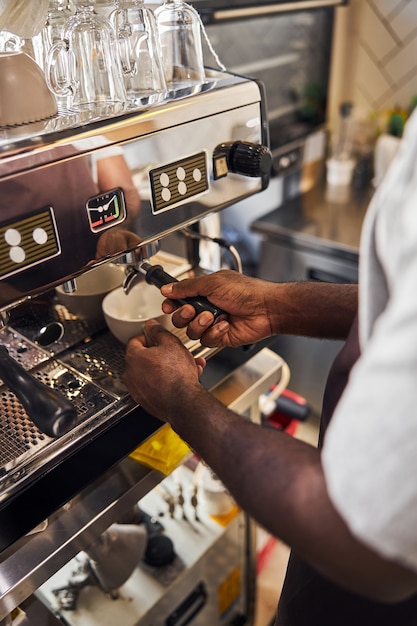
{"left": 0, "top": 70, "right": 260, "bottom": 175}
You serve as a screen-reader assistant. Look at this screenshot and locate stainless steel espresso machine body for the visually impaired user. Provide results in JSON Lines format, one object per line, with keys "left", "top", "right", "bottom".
{"left": 0, "top": 72, "right": 269, "bottom": 309}
{"left": 0, "top": 70, "right": 285, "bottom": 623}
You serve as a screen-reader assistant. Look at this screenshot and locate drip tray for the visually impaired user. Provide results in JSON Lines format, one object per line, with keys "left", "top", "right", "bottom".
{"left": 0, "top": 322, "right": 206, "bottom": 508}
{"left": 0, "top": 254, "right": 215, "bottom": 520}
{"left": 0, "top": 327, "right": 125, "bottom": 495}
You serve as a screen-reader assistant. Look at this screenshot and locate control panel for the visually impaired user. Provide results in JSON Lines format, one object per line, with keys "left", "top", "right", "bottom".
{"left": 149, "top": 152, "right": 209, "bottom": 214}
{"left": 0, "top": 208, "right": 61, "bottom": 280}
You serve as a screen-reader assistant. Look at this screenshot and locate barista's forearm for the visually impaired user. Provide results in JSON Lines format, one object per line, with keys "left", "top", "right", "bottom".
{"left": 270, "top": 281, "right": 358, "bottom": 339}
{"left": 170, "top": 385, "right": 417, "bottom": 603}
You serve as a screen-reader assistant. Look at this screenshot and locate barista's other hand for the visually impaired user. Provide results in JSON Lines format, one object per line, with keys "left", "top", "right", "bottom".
{"left": 161, "top": 270, "right": 273, "bottom": 348}
{"left": 124, "top": 320, "right": 206, "bottom": 421}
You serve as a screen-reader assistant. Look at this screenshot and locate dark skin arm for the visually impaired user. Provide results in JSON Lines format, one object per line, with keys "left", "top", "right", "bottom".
{"left": 160, "top": 270, "right": 358, "bottom": 345}
{"left": 125, "top": 322, "right": 417, "bottom": 603}
{"left": 123, "top": 273, "right": 417, "bottom": 602}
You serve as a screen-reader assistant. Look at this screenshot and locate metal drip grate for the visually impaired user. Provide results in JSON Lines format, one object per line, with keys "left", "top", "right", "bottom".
{"left": 9, "top": 300, "right": 105, "bottom": 358}
{"left": 1, "top": 328, "right": 50, "bottom": 369}
{"left": 0, "top": 273, "right": 205, "bottom": 497}
{"left": 0, "top": 389, "right": 47, "bottom": 469}
{"left": 59, "top": 332, "right": 128, "bottom": 399}
{"left": 0, "top": 357, "right": 117, "bottom": 476}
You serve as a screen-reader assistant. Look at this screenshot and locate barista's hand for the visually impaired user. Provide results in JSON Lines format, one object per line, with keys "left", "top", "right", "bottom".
{"left": 124, "top": 320, "right": 206, "bottom": 421}
{"left": 160, "top": 270, "right": 274, "bottom": 348}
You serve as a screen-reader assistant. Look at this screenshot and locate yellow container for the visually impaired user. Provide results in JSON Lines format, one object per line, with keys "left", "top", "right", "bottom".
{"left": 129, "top": 423, "right": 191, "bottom": 475}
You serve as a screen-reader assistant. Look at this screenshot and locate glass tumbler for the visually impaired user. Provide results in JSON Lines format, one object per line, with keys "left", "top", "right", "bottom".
{"left": 0, "top": 30, "right": 24, "bottom": 53}
{"left": 31, "top": 0, "right": 75, "bottom": 74}
{"left": 155, "top": 0, "right": 205, "bottom": 91}
{"left": 110, "top": 0, "right": 167, "bottom": 106}
{"left": 46, "top": 0, "right": 127, "bottom": 115}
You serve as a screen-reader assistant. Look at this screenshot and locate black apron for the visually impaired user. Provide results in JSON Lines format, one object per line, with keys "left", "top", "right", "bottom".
{"left": 275, "top": 316, "right": 417, "bottom": 625}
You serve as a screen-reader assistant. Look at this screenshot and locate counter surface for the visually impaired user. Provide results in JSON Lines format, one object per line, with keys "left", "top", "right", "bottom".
{"left": 251, "top": 180, "right": 374, "bottom": 261}
{"left": 251, "top": 179, "right": 373, "bottom": 415}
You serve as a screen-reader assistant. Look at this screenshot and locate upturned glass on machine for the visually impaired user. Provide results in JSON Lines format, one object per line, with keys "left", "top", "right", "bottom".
{"left": 155, "top": 0, "right": 206, "bottom": 92}
{"left": 46, "top": 0, "right": 127, "bottom": 115}
{"left": 109, "top": 0, "right": 167, "bottom": 106}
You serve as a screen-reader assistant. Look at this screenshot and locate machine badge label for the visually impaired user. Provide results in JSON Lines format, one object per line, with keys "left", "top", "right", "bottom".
{"left": 0, "top": 207, "right": 61, "bottom": 279}
{"left": 149, "top": 151, "right": 209, "bottom": 214}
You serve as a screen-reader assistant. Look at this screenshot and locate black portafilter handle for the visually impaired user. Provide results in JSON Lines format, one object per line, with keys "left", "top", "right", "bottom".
{"left": 141, "top": 263, "right": 227, "bottom": 325}
{"left": 0, "top": 345, "right": 78, "bottom": 438}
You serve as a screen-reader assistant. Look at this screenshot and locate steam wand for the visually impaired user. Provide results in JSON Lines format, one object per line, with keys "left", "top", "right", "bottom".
{"left": 181, "top": 227, "right": 243, "bottom": 273}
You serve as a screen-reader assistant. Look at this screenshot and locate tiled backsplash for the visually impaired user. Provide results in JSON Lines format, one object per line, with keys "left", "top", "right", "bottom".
{"left": 333, "top": 0, "right": 417, "bottom": 118}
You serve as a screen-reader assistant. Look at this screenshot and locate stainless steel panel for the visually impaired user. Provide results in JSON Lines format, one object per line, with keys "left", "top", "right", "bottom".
{"left": 0, "top": 71, "right": 266, "bottom": 310}
{"left": 0, "top": 72, "right": 261, "bottom": 171}
{"left": 0, "top": 67, "right": 272, "bottom": 622}
{"left": 193, "top": 0, "right": 347, "bottom": 23}
{"left": 211, "top": 1, "right": 345, "bottom": 21}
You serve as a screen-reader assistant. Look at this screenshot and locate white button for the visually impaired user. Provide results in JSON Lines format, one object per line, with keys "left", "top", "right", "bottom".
{"left": 161, "top": 187, "right": 171, "bottom": 202}
{"left": 5, "top": 228, "right": 21, "bottom": 246}
{"left": 9, "top": 246, "right": 25, "bottom": 264}
{"left": 160, "top": 172, "right": 170, "bottom": 187}
{"left": 33, "top": 228, "right": 48, "bottom": 245}
{"left": 177, "top": 167, "right": 186, "bottom": 181}
{"left": 193, "top": 168, "right": 202, "bottom": 182}
{"left": 178, "top": 181, "right": 187, "bottom": 195}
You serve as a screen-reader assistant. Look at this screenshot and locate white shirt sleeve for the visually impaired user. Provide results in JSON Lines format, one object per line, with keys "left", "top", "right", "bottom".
{"left": 322, "top": 110, "right": 417, "bottom": 573}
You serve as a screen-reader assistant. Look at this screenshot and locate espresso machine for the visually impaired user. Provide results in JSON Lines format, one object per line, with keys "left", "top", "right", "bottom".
{"left": 0, "top": 64, "right": 288, "bottom": 625}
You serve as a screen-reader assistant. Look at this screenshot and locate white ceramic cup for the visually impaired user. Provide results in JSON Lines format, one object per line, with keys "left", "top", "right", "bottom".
{"left": 102, "top": 281, "right": 170, "bottom": 344}
{"left": 326, "top": 157, "right": 355, "bottom": 187}
{"left": 0, "top": 51, "right": 57, "bottom": 126}
{"left": 56, "top": 263, "right": 125, "bottom": 322}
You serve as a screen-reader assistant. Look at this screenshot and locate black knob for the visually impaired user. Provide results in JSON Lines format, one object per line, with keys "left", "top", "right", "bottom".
{"left": 144, "top": 534, "right": 176, "bottom": 567}
{"left": 214, "top": 141, "right": 272, "bottom": 178}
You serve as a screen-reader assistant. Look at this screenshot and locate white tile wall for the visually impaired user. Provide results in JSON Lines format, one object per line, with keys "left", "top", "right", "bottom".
{"left": 377, "top": 0, "right": 405, "bottom": 18}
{"left": 342, "top": 0, "right": 417, "bottom": 115}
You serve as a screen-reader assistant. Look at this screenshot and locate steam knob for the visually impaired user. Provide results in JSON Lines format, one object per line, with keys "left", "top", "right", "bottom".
{"left": 214, "top": 141, "right": 272, "bottom": 179}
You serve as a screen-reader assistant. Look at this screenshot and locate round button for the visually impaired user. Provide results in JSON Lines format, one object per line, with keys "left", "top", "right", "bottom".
{"left": 193, "top": 168, "right": 202, "bottom": 182}
{"left": 177, "top": 167, "right": 186, "bottom": 181}
{"left": 160, "top": 172, "right": 170, "bottom": 187}
{"left": 5, "top": 228, "right": 21, "bottom": 246}
{"left": 33, "top": 228, "right": 48, "bottom": 245}
{"left": 9, "top": 246, "right": 25, "bottom": 264}
{"left": 161, "top": 187, "right": 171, "bottom": 202}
